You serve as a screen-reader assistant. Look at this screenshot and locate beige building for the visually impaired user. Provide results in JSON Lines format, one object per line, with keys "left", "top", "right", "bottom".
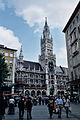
{"left": 0, "top": 44, "right": 17, "bottom": 93}
{"left": 63, "top": 2, "right": 80, "bottom": 95}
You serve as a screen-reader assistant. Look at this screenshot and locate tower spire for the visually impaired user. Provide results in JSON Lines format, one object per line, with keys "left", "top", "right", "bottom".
{"left": 45, "top": 17, "right": 48, "bottom": 26}
{"left": 19, "top": 45, "right": 23, "bottom": 62}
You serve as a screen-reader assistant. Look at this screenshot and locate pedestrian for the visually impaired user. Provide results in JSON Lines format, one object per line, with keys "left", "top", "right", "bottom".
{"left": 48, "top": 96, "right": 54, "bottom": 119}
{"left": 26, "top": 96, "right": 32, "bottom": 120}
{"left": 39, "top": 96, "right": 41, "bottom": 105}
{"left": 54, "top": 98, "right": 57, "bottom": 113}
{"left": 56, "top": 95, "right": 63, "bottom": 118}
{"left": 42, "top": 97, "right": 45, "bottom": 105}
{"left": 63, "top": 95, "right": 70, "bottom": 118}
{"left": 18, "top": 96, "right": 24, "bottom": 119}
{"left": 0, "top": 95, "right": 6, "bottom": 120}
{"left": 8, "top": 96, "right": 15, "bottom": 114}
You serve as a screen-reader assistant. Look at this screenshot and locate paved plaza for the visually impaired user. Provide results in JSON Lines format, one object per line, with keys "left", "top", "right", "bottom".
{"left": 4, "top": 103, "right": 80, "bottom": 120}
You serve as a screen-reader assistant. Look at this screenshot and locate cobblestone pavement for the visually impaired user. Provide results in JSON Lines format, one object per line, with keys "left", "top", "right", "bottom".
{"left": 4, "top": 103, "right": 80, "bottom": 120}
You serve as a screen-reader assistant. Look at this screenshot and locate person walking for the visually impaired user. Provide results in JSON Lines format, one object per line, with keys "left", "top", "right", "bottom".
{"left": 48, "top": 96, "right": 54, "bottom": 119}
{"left": 26, "top": 96, "right": 32, "bottom": 120}
{"left": 56, "top": 95, "right": 63, "bottom": 118}
{"left": 0, "top": 95, "right": 6, "bottom": 120}
{"left": 63, "top": 95, "right": 70, "bottom": 118}
{"left": 18, "top": 96, "right": 24, "bottom": 119}
{"left": 39, "top": 96, "right": 41, "bottom": 105}
{"left": 8, "top": 96, "right": 15, "bottom": 114}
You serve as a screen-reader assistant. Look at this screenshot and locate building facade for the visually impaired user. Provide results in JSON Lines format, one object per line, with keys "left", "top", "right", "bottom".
{"left": 15, "top": 18, "right": 69, "bottom": 96}
{"left": 56, "top": 66, "right": 69, "bottom": 94}
{"left": 63, "top": 2, "right": 80, "bottom": 95}
{"left": 15, "top": 46, "right": 46, "bottom": 96}
{"left": 0, "top": 44, "right": 17, "bottom": 93}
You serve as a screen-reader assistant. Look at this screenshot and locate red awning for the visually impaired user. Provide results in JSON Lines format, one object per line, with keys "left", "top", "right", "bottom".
{"left": 3, "top": 93, "right": 19, "bottom": 96}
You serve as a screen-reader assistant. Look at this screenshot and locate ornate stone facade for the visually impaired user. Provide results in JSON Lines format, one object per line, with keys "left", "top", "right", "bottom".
{"left": 15, "top": 18, "right": 68, "bottom": 96}
{"left": 15, "top": 46, "right": 46, "bottom": 96}
{"left": 39, "top": 18, "right": 57, "bottom": 95}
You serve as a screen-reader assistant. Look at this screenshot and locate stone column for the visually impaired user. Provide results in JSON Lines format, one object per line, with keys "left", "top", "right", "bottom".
{"left": 45, "top": 61, "right": 50, "bottom": 96}
{"left": 54, "top": 68, "right": 57, "bottom": 95}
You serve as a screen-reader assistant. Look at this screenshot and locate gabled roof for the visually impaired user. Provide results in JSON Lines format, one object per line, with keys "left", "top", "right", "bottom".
{"left": 56, "top": 66, "right": 68, "bottom": 75}
{"left": 23, "top": 60, "right": 43, "bottom": 71}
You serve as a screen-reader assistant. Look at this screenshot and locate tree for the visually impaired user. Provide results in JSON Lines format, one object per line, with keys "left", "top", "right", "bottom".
{"left": 0, "top": 53, "right": 9, "bottom": 119}
{"left": 0, "top": 53, "right": 9, "bottom": 88}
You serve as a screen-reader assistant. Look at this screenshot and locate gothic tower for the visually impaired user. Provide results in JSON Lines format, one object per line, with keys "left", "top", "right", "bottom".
{"left": 39, "top": 18, "right": 57, "bottom": 95}
{"left": 18, "top": 45, "right": 24, "bottom": 70}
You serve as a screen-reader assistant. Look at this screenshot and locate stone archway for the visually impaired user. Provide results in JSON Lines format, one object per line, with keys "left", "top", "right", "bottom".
{"left": 42, "top": 90, "right": 46, "bottom": 96}
{"left": 31, "top": 90, "right": 35, "bottom": 97}
{"left": 25, "top": 90, "right": 30, "bottom": 96}
{"left": 37, "top": 90, "right": 41, "bottom": 96}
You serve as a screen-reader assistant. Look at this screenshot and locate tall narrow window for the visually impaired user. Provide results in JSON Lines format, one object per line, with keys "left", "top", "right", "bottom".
{"left": 76, "top": 14, "right": 79, "bottom": 23}
{"left": 10, "top": 53, "right": 13, "bottom": 57}
{"left": 74, "top": 30, "right": 76, "bottom": 40}
{"left": 73, "top": 20, "right": 75, "bottom": 27}
{"left": 70, "top": 25, "right": 72, "bottom": 32}
{"left": 5, "top": 52, "right": 8, "bottom": 56}
{"left": 78, "top": 25, "right": 80, "bottom": 34}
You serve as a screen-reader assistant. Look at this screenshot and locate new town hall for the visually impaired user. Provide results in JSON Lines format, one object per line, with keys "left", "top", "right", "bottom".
{"left": 15, "top": 18, "right": 68, "bottom": 96}
{"left": 0, "top": 18, "right": 68, "bottom": 96}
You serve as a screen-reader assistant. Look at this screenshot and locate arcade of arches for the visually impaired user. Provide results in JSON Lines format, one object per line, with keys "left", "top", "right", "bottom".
{"left": 25, "top": 89, "right": 46, "bottom": 97}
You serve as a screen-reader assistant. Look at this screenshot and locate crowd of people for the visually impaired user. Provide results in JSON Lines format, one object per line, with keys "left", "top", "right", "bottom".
{"left": 0, "top": 93, "right": 80, "bottom": 120}
{"left": 47, "top": 95, "right": 71, "bottom": 119}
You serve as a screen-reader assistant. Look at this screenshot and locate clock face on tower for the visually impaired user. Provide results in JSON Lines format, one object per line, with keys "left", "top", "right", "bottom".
{"left": 48, "top": 61, "right": 54, "bottom": 72}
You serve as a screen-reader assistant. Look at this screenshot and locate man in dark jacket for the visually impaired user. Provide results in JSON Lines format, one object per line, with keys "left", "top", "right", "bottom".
{"left": 18, "top": 96, "right": 24, "bottom": 119}
{"left": 26, "top": 97, "right": 32, "bottom": 119}
{"left": 48, "top": 96, "right": 54, "bottom": 119}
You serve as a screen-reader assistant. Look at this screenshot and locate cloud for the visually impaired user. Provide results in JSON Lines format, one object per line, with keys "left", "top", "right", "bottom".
{"left": 16, "top": 6, "right": 45, "bottom": 27}
{"left": 6, "top": 0, "right": 78, "bottom": 29}
{"left": 2, "top": 0, "right": 78, "bottom": 67}
{"left": 56, "top": 48, "right": 68, "bottom": 67}
{"left": 0, "top": 0, "right": 5, "bottom": 10}
{"left": 0, "top": 26, "right": 21, "bottom": 50}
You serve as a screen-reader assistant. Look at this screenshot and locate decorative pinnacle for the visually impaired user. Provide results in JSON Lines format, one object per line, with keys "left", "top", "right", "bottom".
{"left": 19, "top": 45, "right": 23, "bottom": 57}
{"left": 45, "top": 17, "right": 47, "bottom": 26}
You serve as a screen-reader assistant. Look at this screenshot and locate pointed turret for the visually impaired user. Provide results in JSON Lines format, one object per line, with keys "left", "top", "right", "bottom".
{"left": 19, "top": 45, "right": 24, "bottom": 63}
{"left": 43, "top": 17, "right": 50, "bottom": 39}
{"left": 45, "top": 17, "right": 48, "bottom": 27}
